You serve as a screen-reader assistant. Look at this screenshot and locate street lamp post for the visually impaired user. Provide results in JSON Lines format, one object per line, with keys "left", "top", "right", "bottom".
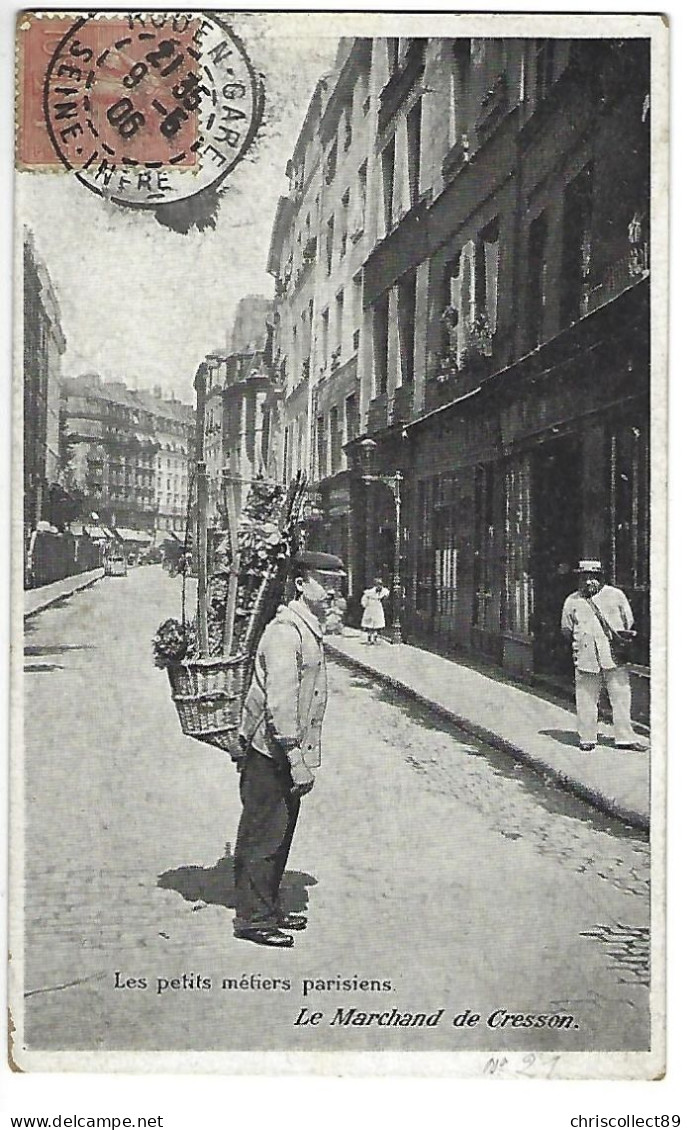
{"left": 358, "top": 438, "right": 404, "bottom": 645}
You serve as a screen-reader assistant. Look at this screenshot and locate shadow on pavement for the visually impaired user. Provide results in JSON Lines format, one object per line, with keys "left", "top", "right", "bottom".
{"left": 157, "top": 853, "right": 317, "bottom": 914}
{"left": 540, "top": 728, "right": 619, "bottom": 750}
{"left": 340, "top": 671, "right": 646, "bottom": 840}
{"left": 539, "top": 728, "right": 581, "bottom": 748}
{"left": 24, "top": 643, "right": 97, "bottom": 656}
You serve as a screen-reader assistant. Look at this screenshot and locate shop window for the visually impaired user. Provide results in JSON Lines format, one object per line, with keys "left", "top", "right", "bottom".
{"left": 473, "top": 463, "right": 496, "bottom": 630}
{"left": 504, "top": 456, "right": 533, "bottom": 636}
{"left": 416, "top": 477, "right": 436, "bottom": 613}
{"left": 607, "top": 421, "right": 650, "bottom": 661}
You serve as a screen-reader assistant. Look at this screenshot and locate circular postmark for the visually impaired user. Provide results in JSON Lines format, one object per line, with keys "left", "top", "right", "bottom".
{"left": 43, "top": 12, "right": 262, "bottom": 208}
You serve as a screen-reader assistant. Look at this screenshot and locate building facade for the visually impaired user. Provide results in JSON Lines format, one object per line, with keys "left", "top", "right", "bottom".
{"left": 263, "top": 35, "right": 651, "bottom": 708}
{"left": 137, "top": 388, "right": 195, "bottom": 538}
{"left": 23, "top": 230, "right": 66, "bottom": 547}
{"left": 61, "top": 374, "right": 194, "bottom": 535}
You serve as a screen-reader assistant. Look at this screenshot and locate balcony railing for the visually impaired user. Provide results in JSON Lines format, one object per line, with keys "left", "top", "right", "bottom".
{"left": 583, "top": 248, "right": 649, "bottom": 317}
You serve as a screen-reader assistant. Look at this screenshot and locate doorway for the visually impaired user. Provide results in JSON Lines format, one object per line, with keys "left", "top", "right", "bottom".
{"left": 531, "top": 435, "right": 582, "bottom": 676}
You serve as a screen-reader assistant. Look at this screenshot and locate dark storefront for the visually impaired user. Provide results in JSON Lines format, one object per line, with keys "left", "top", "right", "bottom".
{"left": 406, "top": 277, "right": 650, "bottom": 714}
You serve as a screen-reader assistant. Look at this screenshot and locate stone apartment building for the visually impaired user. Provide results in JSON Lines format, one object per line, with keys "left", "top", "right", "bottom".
{"left": 23, "top": 229, "right": 66, "bottom": 545}
{"left": 62, "top": 374, "right": 194, "bottom": 536}
{"left": 265, "top": 36, "right": 651, "bottom": 710}
{"left": 137, "top": 388, "right": 195, "bottom": 538}
{"left": 196, "top": 302, "right": 275, "bottom": 528}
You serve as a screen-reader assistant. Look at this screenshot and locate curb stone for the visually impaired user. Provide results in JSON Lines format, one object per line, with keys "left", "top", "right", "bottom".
{"left": 326, "top": 642, "right": 649, "bottom": 834}
{"left": 24, "top": 569, "right": 105, "bottom": 620}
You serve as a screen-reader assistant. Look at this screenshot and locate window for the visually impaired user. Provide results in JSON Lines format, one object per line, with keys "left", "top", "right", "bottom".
{"left": 504, "top": 456, "right": 533, "bottom": 636}
{"left": 354, "top": 162, "right": 367, "bottom": 237}
{"left": 373, "top": 296, "right": 389, "bottom": 397}
{"left": 407, "top": 99, "right": 422, "bottom": 207}
{"left": 381, "top": 138, "right": 395, "bottom": 233}
{"left": 326, "top": 143, "right": 337, "bottom": 185}
{"left": 343, "top": 100, "right": 352, "bottom": 151}
{"left": 316, "top": 415, "right": 326, "bottom": 479}
{"left": 329, "top": 406, "right": 341, "bottom": 474}
{"left": 321, "top": 308, "right": 330, "bottom": 369}
{"left": 345, "top": 392, "right": 359, "bottom": 442}
{"left": 326, "top": 215, "right": 334, "bottom": 275}
{"left": 340, "top": 191, "right": 349, "bottom": 257}
{"left": 398, "top": 271, "right": 416, "bottom": 384}
{"left": 477, "top": 218, "right": 500, "bottom": 335}
{"left": 387, "top": 38, "right": 401, "bottom": 73}
{"left": 334, "top": 290, "right": 344, "bottom": 355}
{"left": 352, "top": 271, "right": 363, "bottom": 355}
{"left": 526, "top": 211, "right": 549, "bottom": 348}
{"left": 561, "top": 164, "right": 593, "bottom": 327}
{"left": 535, "top": 39, "right": 556, "bottom": 101}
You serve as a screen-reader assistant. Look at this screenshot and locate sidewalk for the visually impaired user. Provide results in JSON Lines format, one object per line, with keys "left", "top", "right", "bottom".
{"left": 325, "top": 630, "right": 650, "bottom": 832}
{"left": 24, "top": 567, "right": 105, "bottom": 619}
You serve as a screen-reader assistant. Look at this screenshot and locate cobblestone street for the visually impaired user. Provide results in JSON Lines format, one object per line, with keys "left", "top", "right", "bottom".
{"left": 20, "top": 567, "right": 650, "bottom": 1055}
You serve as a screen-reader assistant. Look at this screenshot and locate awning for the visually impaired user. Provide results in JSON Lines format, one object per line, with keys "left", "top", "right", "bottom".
{"left": 83, "top": 524, "right": 110, "bottom": 541}
{"left": 114, "top": 527, "right": 152, "bottom": 544}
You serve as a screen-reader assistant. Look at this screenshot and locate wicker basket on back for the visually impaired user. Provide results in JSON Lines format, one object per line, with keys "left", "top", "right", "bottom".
{"left": 165, "top": 473, "right": 306, "bottom": 755}
{"left": 167, "top": 653, "right": 249, "bottom": 753}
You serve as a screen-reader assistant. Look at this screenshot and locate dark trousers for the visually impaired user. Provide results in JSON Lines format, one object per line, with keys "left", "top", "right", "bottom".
{"left": 233, "top": 746, "right": 300, "bottom": 930}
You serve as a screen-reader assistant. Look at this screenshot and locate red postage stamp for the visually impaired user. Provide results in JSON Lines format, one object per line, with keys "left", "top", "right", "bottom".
{"left": 17, "top": 11, "right": 262, "bottom": 208}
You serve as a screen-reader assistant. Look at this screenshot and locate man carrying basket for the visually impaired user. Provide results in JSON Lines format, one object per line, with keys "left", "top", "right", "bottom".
{"left": 233, "top": 550, "right": 347, "bottom": 947}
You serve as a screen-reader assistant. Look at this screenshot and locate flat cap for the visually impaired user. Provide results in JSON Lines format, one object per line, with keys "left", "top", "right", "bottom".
{"left": 292, "top": 550, "right": 347, "bottom": 575}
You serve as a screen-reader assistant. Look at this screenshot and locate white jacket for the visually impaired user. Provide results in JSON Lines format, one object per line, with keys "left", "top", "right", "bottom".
{"left": 239, "top": 600, "right": 328, "bottom": 768}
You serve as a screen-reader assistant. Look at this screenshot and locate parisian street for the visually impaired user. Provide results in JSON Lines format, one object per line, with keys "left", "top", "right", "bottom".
{"left": 22, "top": 566, "right": 650, "bottom": 1056}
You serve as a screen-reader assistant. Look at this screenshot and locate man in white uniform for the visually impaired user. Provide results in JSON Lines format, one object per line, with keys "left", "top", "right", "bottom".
{"left": 560, "top": 559, "right": 648, "bottom": 752}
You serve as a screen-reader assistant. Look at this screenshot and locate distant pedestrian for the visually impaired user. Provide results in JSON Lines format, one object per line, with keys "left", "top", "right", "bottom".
{"left": 361, "top": 578, "right": 389, "bottom": 644}
{"left": 560, "top": 559, "right": 648, "bottom": 752}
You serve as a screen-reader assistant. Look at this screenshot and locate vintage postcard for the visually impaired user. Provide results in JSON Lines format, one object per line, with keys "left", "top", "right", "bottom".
{"left": 10, "top": 10, "right": 667, "bottom": 1077}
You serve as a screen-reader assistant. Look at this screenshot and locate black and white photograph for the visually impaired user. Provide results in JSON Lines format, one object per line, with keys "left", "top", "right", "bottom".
{"left": 9, "top": 10, "right": 667, "bottom": 1081}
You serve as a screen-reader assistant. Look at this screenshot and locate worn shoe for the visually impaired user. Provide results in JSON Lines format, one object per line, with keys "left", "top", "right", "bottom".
{"left": 579, "top": 742, "right": 596, "bottom": 751}
{"left": 615, "top": 740, "right": 649, "bottom": 752}
{"left": 278, "top": 914, "right": 308, "bottom": 931}
{"left": 234, "top": 927, "right": 294, "bottom": 948}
